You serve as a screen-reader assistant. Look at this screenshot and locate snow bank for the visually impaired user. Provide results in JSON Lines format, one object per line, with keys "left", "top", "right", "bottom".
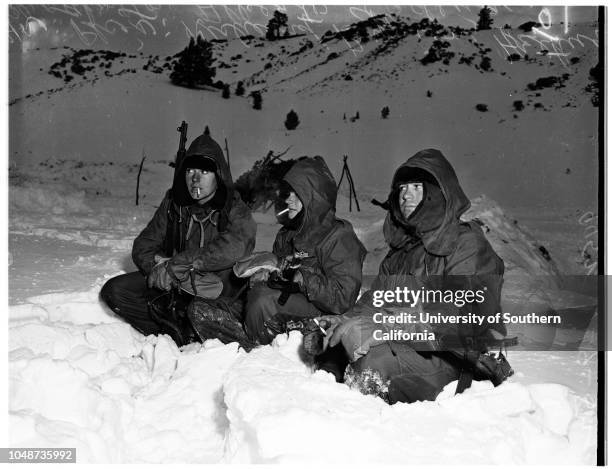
{"left": 9, "top": 291, "right": 596, "bottom": 464}
{"left": 221, "top": 332, "right": 595, "bottom": 465}
{"left": 10, "top": 184, "right": 91, "bottom": 215}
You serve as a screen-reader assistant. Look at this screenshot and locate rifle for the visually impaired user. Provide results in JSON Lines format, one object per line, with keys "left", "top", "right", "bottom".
{"left": 171, "top": 121, "right": 189, "bottom": 176}
{"left": 164, "top": 121, "right": 189, "bottom": 256}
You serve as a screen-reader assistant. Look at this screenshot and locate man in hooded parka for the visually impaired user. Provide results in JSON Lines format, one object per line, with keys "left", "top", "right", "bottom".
{"left": 190, "top": 156, "right": 366, "bottom": 359}
{"left": 320, "top": 149, "right": 506, "bottom": 404}
{"left": 244, "top": 156, "right": 366, "bottom": 346}
{"left": 100, "top": 131, "right": 256, "bottom": 345}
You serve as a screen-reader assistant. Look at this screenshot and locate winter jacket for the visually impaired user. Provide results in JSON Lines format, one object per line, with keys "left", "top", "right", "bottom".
{"left": 132, "top": 132, "right": 256, "bottom": 296}
{"left": 273, "top": 156, "right": 366, "bottom": 315}
{"left": 354, "top": 149, "right": 505, "bottom": 346}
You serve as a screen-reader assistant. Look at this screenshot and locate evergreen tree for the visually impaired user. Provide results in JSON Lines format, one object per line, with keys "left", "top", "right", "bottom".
{"left": 251, "top": 91, "right": 262, "bottom": 110}
{"left": 170, "top": 35, "right": 216, "bottom": 88}
{"left": 357, "top": 24, "right": 369, "bottom": 43}
{"left": 381, "top": 106, "right": 390, "bottom": 119}
{"left": 235, "top": 81, "right": 245, "bottom": 96}
{"left": 284, "top": 109, "right": 300, "bottom": 130}
{"left": 266, "top": 10, "right": 289, "bottom": 40}
{"left": 222, "top": 84, "right": 230, "bottom": 99}
{"left": 477, "top": 6, "right": 494, "bottom": 30}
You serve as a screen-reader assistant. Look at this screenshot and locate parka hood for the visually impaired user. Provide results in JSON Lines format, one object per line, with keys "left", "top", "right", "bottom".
{"left": 282, "top": 156, "right": 337, "bottom": 242}
{"left": 384, "top": 149, "right": 470, "bottom": 256}
{"left": 172, "top": 132, "right": 234, "bottom": 210}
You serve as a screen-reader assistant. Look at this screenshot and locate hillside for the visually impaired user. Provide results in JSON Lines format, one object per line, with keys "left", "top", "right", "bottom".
{"left": 10, "top": 15, "right": 599, "bottom": 212}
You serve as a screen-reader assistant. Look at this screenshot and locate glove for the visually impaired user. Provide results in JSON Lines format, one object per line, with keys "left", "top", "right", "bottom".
{"left": 147, "top": 261, "right": 175, "bottom": 291}
{"left": 326, "top": 315, "right": 381, "bottom": 362}
{"left": 267, "top": 272, "right": 301, "bottom": 294}
{"left": 249, "top": 269, "right": 271, "bottom": 286}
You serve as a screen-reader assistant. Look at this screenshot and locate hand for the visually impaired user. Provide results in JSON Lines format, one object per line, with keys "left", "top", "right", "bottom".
{"left": 267, "top": 272, "right": 301, "bottom": 294}
{"left": 249, "top": 269, "right": 270, "bottom": 286}
{"left": 147, "top": 261, "right": 175, "bottom": 291}
{"left": 325, "top": 315, "right": 380, "bottom": 362}
{"left": 301, "top": 315, "right": 343, "bottom": 356}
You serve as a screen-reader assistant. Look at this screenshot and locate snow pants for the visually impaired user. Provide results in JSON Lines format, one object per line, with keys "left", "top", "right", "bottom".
{"left": 351, "top": 342, "right": 460, "bottom": 404}
{"left": 100, "top": 271, "right": 197, "bottom": 344}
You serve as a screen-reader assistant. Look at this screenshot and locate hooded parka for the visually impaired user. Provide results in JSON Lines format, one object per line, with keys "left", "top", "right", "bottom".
{"left": 331, "top": 149, "right": 505, "bottom": 403}
{"left": 359, "top": 149, "right": 505, "bottom": 342}
{"left": 132, "top": 132, "right": 256, "bottom": 296}
{"left": 273, "top": 156, "right": 367, "bottom": 315}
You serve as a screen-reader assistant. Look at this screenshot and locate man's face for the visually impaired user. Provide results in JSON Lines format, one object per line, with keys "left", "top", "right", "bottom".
{"left": 285, "top": 190, "right": 303, "bottom": 219}
{"left": 398, "top": 182, "right": 423, "bottom": 219}
{"left": 186, "top": 168, "right": 217, "bottom": 203}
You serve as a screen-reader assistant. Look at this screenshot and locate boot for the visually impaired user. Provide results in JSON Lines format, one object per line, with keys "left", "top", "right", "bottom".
{"left": 187, "top": 298, "right": 257, "bottom": 351}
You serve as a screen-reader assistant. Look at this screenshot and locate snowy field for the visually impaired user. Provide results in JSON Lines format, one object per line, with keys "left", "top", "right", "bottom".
{"left": 8, "top": 6, "right": 601, "bottom": 464}
{"left": 8, "top": 172, "right": 598, "bottom": 464}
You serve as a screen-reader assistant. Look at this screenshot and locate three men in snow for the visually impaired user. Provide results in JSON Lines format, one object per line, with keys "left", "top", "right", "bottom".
{"left": 101, "top": 134, "right": 507, "bottom": 404}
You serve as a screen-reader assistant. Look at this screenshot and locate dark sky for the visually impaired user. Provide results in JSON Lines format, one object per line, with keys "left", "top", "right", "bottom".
{"left": 9, "top": 5, "right": 599, "bottom": 55}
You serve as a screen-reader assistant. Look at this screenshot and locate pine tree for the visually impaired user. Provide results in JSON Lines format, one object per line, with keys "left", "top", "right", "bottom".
{"left": 222, "top": 84, "right": 230, "bottom": 99}
{"left": 170, "top": 35, "right": 216, "bottom": 88}
{"left": 381, "top": 106, "right": 390, "bottom": 119}
{"left": 251, "top": 91, "right": 262, "bottom": 110}
{"left": 284, "top": 109, "right": 300, "bottom": 130}
{"left": 235, "top": 81, "right": 245, "bottom": 96}
{"left": 266, "top": 10, "right": 289, "bottom": 40}
{"left": 477, "top": 6, "right": 494, "bottom": 31}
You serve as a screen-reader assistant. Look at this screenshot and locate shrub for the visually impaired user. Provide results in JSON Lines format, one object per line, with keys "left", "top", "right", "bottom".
{"left": 235, "top": 81, "right": 245, "bottom": 96}
{"left": 251, "top": 91, "right": 262, "bottom": 110}
{"left": 284, "top": 109, "right": 300, "bottom": 130}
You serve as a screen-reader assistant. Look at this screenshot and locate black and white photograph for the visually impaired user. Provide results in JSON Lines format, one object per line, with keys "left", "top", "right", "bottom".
{"left": 7, "top": 4, "right": 604, "bottom": 464}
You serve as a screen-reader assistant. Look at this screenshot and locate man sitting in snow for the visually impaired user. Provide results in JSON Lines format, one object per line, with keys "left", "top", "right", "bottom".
{"left": 189, "top": 156, "right": 366, "bottom": 376}
{"left": 100, "top": 130, "right": 256, "bottom": 346}
{"left": 306, "top": 149, "right": 507, "bottom": 403}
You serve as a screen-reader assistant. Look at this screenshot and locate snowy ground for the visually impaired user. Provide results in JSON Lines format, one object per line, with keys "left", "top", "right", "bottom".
{"left": 8, "top": 170, "right": 598, "bottom": 464}
{"left": 7, "top": 9, "right": 601, "bottom": 464}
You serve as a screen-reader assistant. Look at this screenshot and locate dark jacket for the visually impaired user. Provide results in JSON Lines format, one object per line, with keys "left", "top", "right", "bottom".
{"left": 356, "top": 149, "right": 505, "bottom": 344}
{"left": 273, "top": 156, "right": 366, "bottom": 315}
{"left": 132, "top": 132, "right": 256, "bottom": 295}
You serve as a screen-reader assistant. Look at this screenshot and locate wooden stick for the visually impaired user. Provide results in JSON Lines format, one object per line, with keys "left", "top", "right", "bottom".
{"left": 136, "top": 149, "right": 146, "bottom": 206}
{"left": 345, "top": 162, "right": 361, "bottom": 212}
{"left": 224, "top": 137, "right": 230, "bottom": 167}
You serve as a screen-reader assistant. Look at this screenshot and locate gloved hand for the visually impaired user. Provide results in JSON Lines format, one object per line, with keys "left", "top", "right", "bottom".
{"left": 267, "top": 271, "right": 301, "bottom": 294}
{"left": 249, "top": 269, "right": 271, "bottom": 286}
{"left": 325, "top": 314, "right": 381, "bottom": 362}
{"left": 147, "top": 261, "right": 175, "bottom": 291}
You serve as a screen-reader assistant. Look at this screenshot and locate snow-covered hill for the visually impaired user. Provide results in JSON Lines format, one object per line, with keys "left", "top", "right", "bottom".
{"left": 8, "top": 10, "right": 600, "bottom": 464}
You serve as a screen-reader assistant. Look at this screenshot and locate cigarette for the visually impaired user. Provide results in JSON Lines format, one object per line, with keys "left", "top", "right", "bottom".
{"left": 197, "top": 188, "right": 201, "bottom": 197}
{"left": 277, "top": 208, "right": 290, "bottom": 216}
{"left": 313, "top": 318, "right": 326, "bottom": 335}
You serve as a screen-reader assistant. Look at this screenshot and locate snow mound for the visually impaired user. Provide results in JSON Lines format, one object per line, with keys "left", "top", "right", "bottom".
{"left": 220, "top": 333, "right": 594, "bottom": 465}
{"left": 9, "top": 292, "right": 596, "bottom": 464}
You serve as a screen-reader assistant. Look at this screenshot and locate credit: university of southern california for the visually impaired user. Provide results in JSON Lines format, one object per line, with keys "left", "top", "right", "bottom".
{"left": 371, "top": 312, "right": 562, "bottom": 341}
